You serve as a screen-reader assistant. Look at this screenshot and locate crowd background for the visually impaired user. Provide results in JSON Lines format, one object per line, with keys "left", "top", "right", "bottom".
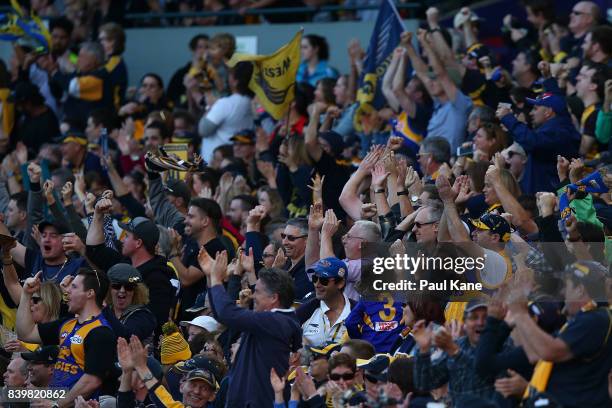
{"left": 0, "top": 0, "right": 610, "bottom": 407}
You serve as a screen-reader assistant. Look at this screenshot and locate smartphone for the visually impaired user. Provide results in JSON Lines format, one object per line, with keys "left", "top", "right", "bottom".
{"left": 456, "top": 145, "right": 474, "bottom": 157}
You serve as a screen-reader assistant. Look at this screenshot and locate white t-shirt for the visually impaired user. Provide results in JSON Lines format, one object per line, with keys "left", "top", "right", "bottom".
{"left": 199, "top": 94, "right": 253, "bottom": 161}
{"left": 480, "top": 248, "right": 511, "bottom": 289}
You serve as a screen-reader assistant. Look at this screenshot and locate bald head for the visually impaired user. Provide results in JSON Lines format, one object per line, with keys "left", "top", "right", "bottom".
{"left": 569, "top": 2, "right": 600, "bottom": 36}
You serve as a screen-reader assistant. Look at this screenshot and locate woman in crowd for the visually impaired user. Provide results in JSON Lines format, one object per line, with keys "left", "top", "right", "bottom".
{"left": 296, "top": 34, "right": 338, "bottom": 87}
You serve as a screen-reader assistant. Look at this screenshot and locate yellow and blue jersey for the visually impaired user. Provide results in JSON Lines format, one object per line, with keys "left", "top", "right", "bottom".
{"left": 52, "top": 314, "right": 112, "bottom": 390}
{"left": 344, "top": 293, "right": 404, "bottom": 353}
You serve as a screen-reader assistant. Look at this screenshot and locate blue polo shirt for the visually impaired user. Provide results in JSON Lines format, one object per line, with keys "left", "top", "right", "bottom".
{"left": 427, "top": 91, "right": 472, "bottom": 152}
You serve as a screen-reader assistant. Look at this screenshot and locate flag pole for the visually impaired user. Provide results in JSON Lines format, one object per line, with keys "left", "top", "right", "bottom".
{"left": 283, "top": 82, "right": 295, "bottom": 139}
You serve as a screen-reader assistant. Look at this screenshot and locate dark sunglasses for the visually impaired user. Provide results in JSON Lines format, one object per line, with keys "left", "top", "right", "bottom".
{"left": 111, "top": 283, "right": 137, "bottom": 291}
{"left": 414, "top": 221, "right": 436, "bottom": 229}
{"left": 311, "top": 275, "right": 333, "bottom": 286}
{"left": 31, "top": 296, "right": 42, "bottom": 304}
{"left": 330, "top": 372, "right": 355, "bottom": 381}
{"left": 281, "top": 233, "right": 307, "bottom": 242}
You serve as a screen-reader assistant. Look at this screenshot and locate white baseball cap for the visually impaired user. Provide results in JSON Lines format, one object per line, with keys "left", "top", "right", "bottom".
{"left": 180, "top": 316, "right": 221, "bottom": 333}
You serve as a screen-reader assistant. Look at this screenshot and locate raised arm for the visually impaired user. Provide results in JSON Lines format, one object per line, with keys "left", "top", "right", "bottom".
{"left": 436, "top": 175, "right": 483, "bottom": 259}
{"left": 403, "top": 32, "right": 437, "bottom": 99}
{"left": 16, "top": 272, "right": 42, "bottom": 343}
{"left": 304, "top": 104, "right": 325, "bottom": 163}
{"left": 418, "top": 30, "right": 458, "bottom": 102}
{"left": 305, "top": 203, "right": 324, "bottom": 267}
{"left": 339, "top": 147, "right": 383, "bottom": 221}
{"left": 148, "top": 172, "right": 185, "bottom": 230}
{"left": 392, "top": 49, "right": 416, "bottom": 118}
{"left": 487, "top": 165, "right": 538, "bottom": 235}
{"left": 382, "top": 48, "right": 401, "bottom": 112}
{"left": 24, "top": 162, "right": 44, "bottom": 251}
{"left": 426, "top": 7, "right": 456, "bottom": 67}
{"left": 320, "top": 209, "right": 340, "bottom": 260}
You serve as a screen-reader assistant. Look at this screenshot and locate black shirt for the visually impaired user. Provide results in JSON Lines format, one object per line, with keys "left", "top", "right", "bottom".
{"left": 547, "top": 307, "right": 612, "bottom": 408}
{"left": 179, "top": 237, "right": 227, "bottom": 321}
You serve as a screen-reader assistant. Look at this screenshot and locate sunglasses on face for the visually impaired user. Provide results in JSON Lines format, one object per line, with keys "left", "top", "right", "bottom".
{"left": 31, "top": 296, "right": 42, "bottom": 304}
{"left": 329, "top": 372, "right": 355, "bottom": 381}
{"left": 311, "top": 275, "right": 335, "bottom": 286}
{"left": 281, "top": 233, "right": 307, "bottom": 242}
{"left": 111, "top": 283, "right": 137, "bottom": 291}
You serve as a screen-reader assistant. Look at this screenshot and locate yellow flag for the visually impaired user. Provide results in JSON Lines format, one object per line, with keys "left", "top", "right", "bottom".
{"left": 228, "top": 30, "right": 302, "bottom": 120}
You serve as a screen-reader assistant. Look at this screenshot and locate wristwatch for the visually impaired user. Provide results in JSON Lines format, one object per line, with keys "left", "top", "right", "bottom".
{"left": 139, "top": 371, "right": 154, "bottom": 382}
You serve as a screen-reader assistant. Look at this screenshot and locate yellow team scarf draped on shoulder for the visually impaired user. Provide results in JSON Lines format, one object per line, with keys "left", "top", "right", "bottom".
{"left": 227, "top": 30, "right": 302, "bottom": 120}
{"left": 524, "top": 301, "right": 611, "bottom": 399}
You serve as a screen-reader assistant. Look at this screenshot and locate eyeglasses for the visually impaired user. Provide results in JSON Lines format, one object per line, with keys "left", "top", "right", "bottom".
{"left": 262, "top": 253, "right": 275, "bottom": 258}
{"left": 111, "top": 283, "right": 137, "bottom": 291}
{"left": 416, "top": 152, "right": 432, "bottom": 158}
{"left": 343, "top": 234, "right": 365, "bottom": 241}
{"left": 329, "top": 372, "right": 355, "bottom": 381}
{"left": 31, "top": 296, "right": 42, "bottom": 304}
{"left": 311, "top": 275, "right": 334, "bottom": 286}
{"left": 281, "top": 233, "right": 307, "bottom": 242}
{"left": 414, "top": 221, "right": 436, "bottom": 229}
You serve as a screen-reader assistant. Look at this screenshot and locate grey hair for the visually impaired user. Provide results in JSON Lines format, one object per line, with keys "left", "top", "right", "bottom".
{"left": 468, "top": 105, "right": 496, "bottom": 124}
{"left": 80, "top": 41, "right": 105, "bottom": 65}
{"left": 14, "top": 357, "right": 28, "bottom": 377}
{"left": 259, "top": 268, "right": 295, "bottom": 308}
{"left": 421, "top": 137, "right": 450, "bottom": 164}
{"left": 354, "top": 220, "right": 381, "bottom": 242}
{"left": 286, "top": 217, "right": 308, "bottom": 235}
{"left": 156, "top": 226, "right": 172, "bottom": 258}
{"left": 424, "top": 200, "right": 444, "bottom": 223}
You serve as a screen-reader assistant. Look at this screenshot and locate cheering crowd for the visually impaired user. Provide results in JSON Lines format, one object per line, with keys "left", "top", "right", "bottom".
{"left": 0, "top": 0, "right": 611, "bottom": 407}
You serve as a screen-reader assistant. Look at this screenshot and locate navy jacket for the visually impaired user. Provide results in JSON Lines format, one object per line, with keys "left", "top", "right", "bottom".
{"left": 501, "top": 113, "right": 580, "bottom": 194}
{"left": 208, "top": 285, "right": 302, "bottom": 408}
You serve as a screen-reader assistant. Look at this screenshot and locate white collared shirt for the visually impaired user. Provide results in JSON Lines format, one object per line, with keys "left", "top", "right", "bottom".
{"left": 302, "top": 293, "right": 352, "bottom": 347}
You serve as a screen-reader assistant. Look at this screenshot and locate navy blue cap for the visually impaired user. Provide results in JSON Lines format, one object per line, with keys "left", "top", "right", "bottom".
{"left": 526, "top": 92, "right": 567, "bottom": 115}
{"left": 307, "top": 257, "right": 348, "bottom": 279}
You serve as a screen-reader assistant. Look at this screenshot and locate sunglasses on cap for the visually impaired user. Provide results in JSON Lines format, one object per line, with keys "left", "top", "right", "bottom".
{"left": 329, "top": 372, "right": 355, "bottom": 381}
{"left": 111, "top": 283, "right": 137, "bottom": 291}
{"left": 281, "top": 233, "right": 307, "bottom": 242}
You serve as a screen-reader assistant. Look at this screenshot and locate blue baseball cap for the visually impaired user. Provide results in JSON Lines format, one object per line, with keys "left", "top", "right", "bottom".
{"left": 526, "top": 92, "right": 567, "bottom": 115}
{"left": 307, "top": 257, "right": 348, "bottom": 279}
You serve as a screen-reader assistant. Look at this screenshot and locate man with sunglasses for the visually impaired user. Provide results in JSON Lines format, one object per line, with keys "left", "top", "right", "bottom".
{"left": 300, "top": 257, "right": 353, "bottom": 348}
{"left": 501, "top": 143, "right": 527, "bottom": 191}
{"left": 281, "top": 218, "right": 314, "bottom": 301}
